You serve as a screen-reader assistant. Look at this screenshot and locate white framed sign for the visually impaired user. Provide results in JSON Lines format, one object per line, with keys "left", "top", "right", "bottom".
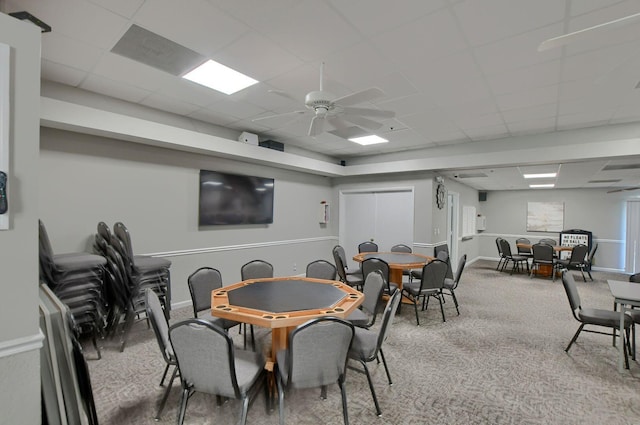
{"left": 0, "top": 42, "right": 9, "bottom": 230}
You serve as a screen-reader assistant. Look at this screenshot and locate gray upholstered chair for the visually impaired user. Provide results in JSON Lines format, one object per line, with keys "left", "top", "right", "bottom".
{"left": 241, "top": 259, "right": 274, "bottom": 280}
{"left": 495, "top": 237, "right": 506, "bottom": 271}
{"left": 361, "top": 257, "right": 397, "bottom": 297}
{"left": 169, "top": 319, "right": 265, "bottom": 425}
{"left": 434, "top": 244, "right": 453, "bottom": 279}
{"left": 515, "top": 237, "right": 533, "bottom": 258}
{"left": 443, "top": 254, "right": 467, "bottom": 316}
{"left": 556, "top": 244, "right": 590, "bottom": 282}
{"left": 402, "top": 259, "right": 448, "bottom": 325}
{"left": 530, "top": 243, "right": 557, "bottom": 280}
{"left": 333, "top": 249, "right": 364, "bottom": 290}
{"left": 144, "top": 288, "right": 177, "bottom": 421}
{"left": 539, "top": 238, "right": 557, "bottom": 246}
{"left": 390, "top": 244, "right": 411, "bottom": 253}
{"left": 348, "top": 290, "right": 401, "bottom": 417}
{"left": 276, "top": 317, "right": 354, "bottom": 425}
{"left": 333, "top": 245, "right": 360, "bottom": 276}
{"left": 305, "top": 259, "right": 337, "bottom": 280}
{"left": 584, "top": 243, "right": 599, "bottom": 281}
{"left": 358, "top": 241, "right": 378, "bottom": 253}
{"left": 187, "top": 267, "right": 254, "bottom": 350}
{"left": 499, "top": 239, "right": 529, "bottom": 275}
{"left": 561, "top": 270, "right": 632, "bottom": 367}
{"left": 346, "top": 269, "right": 385, "bottom": 329}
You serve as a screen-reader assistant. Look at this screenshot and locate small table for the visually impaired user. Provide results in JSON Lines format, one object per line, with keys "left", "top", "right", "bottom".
{"left": 211, "top": 276, "right": 363, "bottom": 363}
{"left": 608, "top": 280, "right": 640, "bottom": 372}
{"left": 352, "top": 252, "right": 433, "bottom": 301}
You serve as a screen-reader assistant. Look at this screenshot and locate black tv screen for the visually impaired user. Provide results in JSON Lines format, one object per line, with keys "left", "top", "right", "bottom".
{"left": 199, "top": 170, "right": 274, "bottom": 226}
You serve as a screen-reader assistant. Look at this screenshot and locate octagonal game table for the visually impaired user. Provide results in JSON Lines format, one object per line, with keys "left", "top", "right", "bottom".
{"left": 211, "top": 276, "right": 363, "bottom": 365}
{"left": 353, "top": 251, "right": 433, "bottom": 296}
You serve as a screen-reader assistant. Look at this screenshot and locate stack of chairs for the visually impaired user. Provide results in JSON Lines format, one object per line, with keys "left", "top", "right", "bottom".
{"left": 93, "top": 222, "right": 171, "bottom": 351}
{"left": 39, "top": 220, "right": 107, "bottom": 359}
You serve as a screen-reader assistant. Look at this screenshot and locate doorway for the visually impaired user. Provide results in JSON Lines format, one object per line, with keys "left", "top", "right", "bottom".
{"left": 447, "top": 192, "right": 459, "bottom": 270}
{"left": 626, "top": 200, "right": 640, "bottom": 273}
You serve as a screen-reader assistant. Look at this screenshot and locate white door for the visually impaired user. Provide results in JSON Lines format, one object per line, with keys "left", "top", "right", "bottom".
{"left": 626, "top": 200, "right": 640, "bottom": 273}
{"left": 340, "top": 189, "right": 414, "bottom": 263}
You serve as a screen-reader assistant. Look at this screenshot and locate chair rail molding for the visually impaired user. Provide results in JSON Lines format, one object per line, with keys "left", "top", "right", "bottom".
{"left": 0, "top": 331, "right": 44, "bottom": 359}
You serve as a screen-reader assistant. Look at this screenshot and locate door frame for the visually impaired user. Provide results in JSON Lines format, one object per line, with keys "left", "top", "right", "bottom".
{"left": 447, "top": 192, "right": 460, "bottom": 270}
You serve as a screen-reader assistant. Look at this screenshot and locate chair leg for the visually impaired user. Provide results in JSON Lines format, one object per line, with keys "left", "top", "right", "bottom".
{"left": 155, "top": 365, "right": 178, "bottom": 420}
{"left": 176, "top": 387, "right": 190, "bottom": 425}
{"left": 240, "top": 395, "right": 250, "bottom": 425}
{"left": 359, "top": 360, "right": 381, "bottom": 417}
{"left": 379, "top": 349, "right": 393, "bottom": 385}
{"left": 412, "top": 297, "right": 420, "bottom": 326}
{"left": 338, "top": 378, "right": 350, "bottom": 425}
{"left": 158, "top": 363, "right": 170, "bottom": 387}
{"left": 277, "top": 374, "right": 285, "bottom": 425}
{"left": 321, "top": 385, "right": 327, "bottom": 399}
{"left": 449, "top": 290, "right": 460, "bottom": 315}
{"left": 587, "top": 269, "right": 593, "bottom": 281}
{"left": 437, "top": 294, "right": 446, "bottom": 322}
{"left": 565, "top": 324, "right": 584, "bottom": 352}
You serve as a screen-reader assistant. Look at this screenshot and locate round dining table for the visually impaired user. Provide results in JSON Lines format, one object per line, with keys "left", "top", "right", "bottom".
{"left": 352, "top": 251, "right": 433, "bottom": 297}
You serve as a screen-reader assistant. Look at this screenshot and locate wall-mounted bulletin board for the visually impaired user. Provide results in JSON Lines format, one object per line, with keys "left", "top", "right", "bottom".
{"left": 0, "top": 42, "right": 9, "bottom": 230}
{"left": 526, "top": 202, "right": 564, "bottom": 232}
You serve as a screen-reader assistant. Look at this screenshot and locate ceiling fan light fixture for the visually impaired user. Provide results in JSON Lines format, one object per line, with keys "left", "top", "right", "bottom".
{"left": 349, "top": 135, "right": 388, "bottom": 145}
{"left": 182, "top": 60, "right": 258, "bottom": 95}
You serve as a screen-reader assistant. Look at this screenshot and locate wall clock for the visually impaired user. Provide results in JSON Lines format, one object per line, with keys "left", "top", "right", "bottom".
{"left": 436, "top": 183, "right": 446, "bottom": 209}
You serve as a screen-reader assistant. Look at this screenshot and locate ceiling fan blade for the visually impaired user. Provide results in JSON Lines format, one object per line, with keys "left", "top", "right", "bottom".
{"left": 332, "top": 87, "right": 385, "bottom": 106}
{"left": 252, "top": 110, "right": 306, "bottom": 122}
{"left": 326, "top": 116, "right": 351, "bottom": 133}
{"left": 538, "top": 12, "right": 640, "bottom": 51}
{"left": 341, "top": 106, "right": 395, "bottom": 118}
{"left": 308, "top": 115, "right": 326, "bottom": 137}
{"left": 340, "top": 114, "right": 383, "bottom": 131}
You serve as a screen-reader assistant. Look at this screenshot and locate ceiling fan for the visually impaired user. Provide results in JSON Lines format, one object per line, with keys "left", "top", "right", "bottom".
{"left": 607, "top": 186, "right": 640, "bottom": 194}
{"left": 253, "top": 63, "right": 395, "bottom": 138}
{"left": 538, "top": 11, "right": 640, "bottom": 51}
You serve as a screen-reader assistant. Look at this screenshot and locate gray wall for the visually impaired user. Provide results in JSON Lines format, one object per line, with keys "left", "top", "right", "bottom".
{"left": 0, "top": 13, "right": 41, "bottom": 424}
{"left": 477, "top": 189, "right": 627, "bottom": 271}
{"left": 39, "top": 127, "right": 337, "bottom": 307}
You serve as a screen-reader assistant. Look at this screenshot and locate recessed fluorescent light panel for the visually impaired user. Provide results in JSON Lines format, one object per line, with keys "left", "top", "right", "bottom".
{"left": 529, "top": 184, "right": 555, "bottom": 188}
{"left": 182, "top": 60, "right": 258, "bottom": 95}
{"left": 523, "top": 173, "right": 557, "bottom": 179}
{"left": 348, "top": 135, "right": 389, "bottom": 145}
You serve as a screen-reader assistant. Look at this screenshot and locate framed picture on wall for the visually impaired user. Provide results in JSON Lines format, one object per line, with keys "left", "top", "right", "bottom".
{"left": 526, "top": 202, "right": 564, "bottom": 232}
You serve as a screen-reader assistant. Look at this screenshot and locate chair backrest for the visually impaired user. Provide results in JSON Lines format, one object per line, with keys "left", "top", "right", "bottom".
{"left": 516, "top": 238, "right": 531, "bottom": 254}
{"left": 496, "top": 237, "right": 504, "bottom": 256}
{"left": 97, "top": 221, "right": 112, "bottom": 244}
{"left": 373, "top": 290, "right": 402, "bottom": 356}
{"left": 434, "top": 244, "right": 453, "bottom": 278}
{"left": 499, "top": 238, "right": 513, "bottom": 257}
{"left": 187, "top": 267, "right": 223, "bottom": 316}
{"left": 532, "top": 243, "right": 554, "bottom": 262}
{"left": 332, "top": 250, "right": 348, "bottom": 283}
{"left": 539, "top": 238, "right": 557, "bottom": 246}
{"left": 568, "top": 244, "right": 589, "bottom": 265}
{"left": 169, "top": 319, "right": 242, "bottom": 399}
{"left": 113, "top": 222, "right": 134, "bottom": 260}
{"left": 284, "top": 317, "right": 354, "bottom": 389}
{"left": 358, "top": 241, "right": 378, "bottom": 253}
{"left": 241, "top": 260, "right": 273, "bottom": 280}
{"left": 587, "top": 243, "right": 598, "bottom": 264}
{"left": 561, "top": 270, "right": 582, "bottom": 314}
{"left": 361, "top": 258, "right": 391, "bottom": 292}
{"left": 390, "top": 244, "right": 412, "bottom": 253}
{"left": 145, "top": 288, "right": 173, "bottom": 364}
{"left": 38, "top": 219, "right": 54, "bottom": 261}
{"left": 452, "top": 254, "right": 467, "bottom": 288}
{"left": 305, "top": 260, "right": 337, "bottom": 280}
{"left": 360, "top": 270, "right": 386, "bottom": 319}
{"left": 419, "top": 259, "right": 448, "bottom": 291}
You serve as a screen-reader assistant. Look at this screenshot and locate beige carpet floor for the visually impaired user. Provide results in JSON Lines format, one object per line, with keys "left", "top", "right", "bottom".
{"left": 86, "top": 260, "right": 640, "bottom": 425}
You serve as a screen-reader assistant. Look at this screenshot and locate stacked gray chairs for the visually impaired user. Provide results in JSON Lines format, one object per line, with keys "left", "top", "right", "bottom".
{"left": 358, "top": 241, "right": 379, "bottom": 253}
{"left": 347, "top": 269, "right": 386, "bottom": 329}
{"left": 402, "top": 259, "right": 448, "bottom": 325}
{"left": 170, "top": 319, "right": 266, "bottom": 425}
{"left": 561, "top": 270, "right": 632, "bottom": 367}
{"left": 145, "top": 288, "right": 177, "bottom": 421}
{"left": 348, "top": 290, "right": 401, "bottom": 417}
{"left": 443, "top": 254, "right": 467, "bottom": 316}
{"left": 276, "top": 317, "right": 354, "bottom": 425}
{"left": 305, "top": 260, "right": 337, "bottom": 280}
{"left": 187, "top": 267, "right": 254, "bottom": 350}
{"left": 39, "top": 220, "right": 107, "bottom": 358}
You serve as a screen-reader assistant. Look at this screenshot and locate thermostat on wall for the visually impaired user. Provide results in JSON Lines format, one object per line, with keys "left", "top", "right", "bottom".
{"left": 238, "top": 131, "right": 258, "bottom": 145}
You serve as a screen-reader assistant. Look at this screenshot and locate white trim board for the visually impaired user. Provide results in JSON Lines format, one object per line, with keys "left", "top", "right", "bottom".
{"left": 0, "top": 331, "right": 44, "bottom": 359}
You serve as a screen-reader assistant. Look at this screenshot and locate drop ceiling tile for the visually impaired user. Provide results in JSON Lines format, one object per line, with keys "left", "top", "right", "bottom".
{"left": 486, "top": 60, "right": 562, "bottom": 96}
{"left": 41, "top": 31, "right": 105, "bottom": 72}
{"left": 496, "top": 84, "right": 559, "bottom": 111}
{"left": 159, "top": 80, "right": 227, "bottom": 108}
{"left": 186, "top": 108, "right": 238, "bottom": 127}
{"left": 464, "top": 125, "right": 510, "bottom": 141}
{"left": 501, "top": 103, "right": 557, "bottom": 123}
{"left": 141, "top": 93, "right": 200, "bottom": 116}
{"left": 88, "top": 0, "right": 145, "bottom": 18}
{"left": 506, "top": 117, "right": 556, "bottom": 134}
{"left": 455, "top": 112, "right": 504, "bottom": 130}
{"left": 453, "top": 0, "right": 565, "bottom": 47}
{"left": 557, "top": 110, "right": 615, "bottom": 129}
{"left": 91, "top": 53, "right": 173, "bottom": 92}
{"left": 80, "top": 74, "right": 150, "bottom": 103}
{"left": 206, "top": 99, "right": 266, "bottom": 120}
{"left": 41, "top": 60, "right": 88, "bottom": 86}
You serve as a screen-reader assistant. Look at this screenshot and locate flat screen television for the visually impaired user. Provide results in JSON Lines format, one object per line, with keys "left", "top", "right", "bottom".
{"left": 199, "top": 170, "right": 274, "bottom": 226}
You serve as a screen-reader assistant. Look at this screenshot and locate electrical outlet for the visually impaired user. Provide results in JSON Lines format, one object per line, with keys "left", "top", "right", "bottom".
{"left": 293, "top": 263, "right": 297, "bottom": 272}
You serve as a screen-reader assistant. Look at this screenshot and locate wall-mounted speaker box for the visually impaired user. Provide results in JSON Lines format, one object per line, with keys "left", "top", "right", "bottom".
{"left": 479, "top": 191, "right": 487, "bottom": 202}
{"left": 258, "top": 139, "right": 284, "bottom": 152}
{"left": 238, "top": 131, "right": 259, "bottom": 145}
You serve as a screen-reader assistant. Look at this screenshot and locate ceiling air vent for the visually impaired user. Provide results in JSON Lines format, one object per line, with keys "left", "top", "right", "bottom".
{"left": 587, "top": 179, "right": 622, "bottom": 184}
{"left": 457, "top": 172, "right": 488, "bottom": 179}
{"left": 602, "top": 164, "right": 640, "bottom": 171}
